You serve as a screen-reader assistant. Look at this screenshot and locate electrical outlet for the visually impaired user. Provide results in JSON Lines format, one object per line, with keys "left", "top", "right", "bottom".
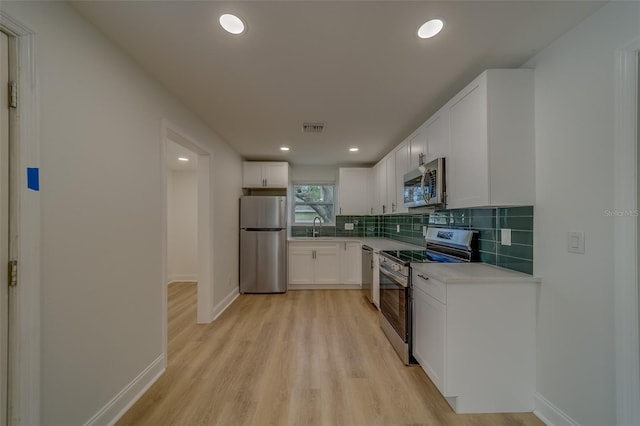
{"left": 422, "top": 226, "right": 427, "bottom": 236}
{"left": 567, "top": 231, "right": 585, "bottom": 254}
{"left": 501, "top": 228, "right": 512, "bottom": 246}
{"left": 344, "top": 223, "right": 354, "bottom": 230}
{"left": 396, "top": 224, "right": 400, "bottom": 233}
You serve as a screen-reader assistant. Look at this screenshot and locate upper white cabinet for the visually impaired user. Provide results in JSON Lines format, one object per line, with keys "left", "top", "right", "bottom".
{"left": 242, "top": 161, "right": 289, "bottom": 188}
{"left": 371, "top": 143, "right": 408, "bottom": 215}
{"left": 408, "top": 126, "right": 427, "bottom": 171}
{"left": 338, "top": 168, "right": 369, "bottom": 215}
{"left": 392, "top": 142, "right": 409, "bottom": 214}
{"left": 372, "top": 160, "right": 387, "bottom": 215}
{"left": 446, "top": 69, "right": 534, "bottom": 209}
{"left": 408, "top": 106, "right": 450, "bottom": 170}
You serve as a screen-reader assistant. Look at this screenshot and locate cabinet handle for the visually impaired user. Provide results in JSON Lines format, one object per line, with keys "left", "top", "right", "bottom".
{"left": 383, "top": 205, "right": 386, "bottom": 214}
{"left": 344, "top": 242, "right": 347, "bottom": 250}
{"left": 370, "top": 208, "right": 373, "bottom": 215}
{"left": 313, "top": 250, "right": 316, "bottom": 259}
{"left": 417, "top": 274, "right": 429, "bottom": 281}
{"left": 392, "top": 202, "right": 396, "bottom": 212}
{"left": 340, "top": 207, "right": 342, "bottom": 215}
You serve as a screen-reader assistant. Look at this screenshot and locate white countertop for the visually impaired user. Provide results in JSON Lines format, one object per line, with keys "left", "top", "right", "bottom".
{"left": 288, "top": 236, "right": 423, "bottom": 251}
{"left": 411, "top": 262, "right": 540, "bottom": 284}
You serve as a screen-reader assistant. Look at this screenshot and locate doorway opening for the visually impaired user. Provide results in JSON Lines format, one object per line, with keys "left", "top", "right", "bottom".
{"left": 1, "top": 29, "right": 10, "bottom": 426}
{"left": 162, "top": 122, "right": 214, "bottom": 364}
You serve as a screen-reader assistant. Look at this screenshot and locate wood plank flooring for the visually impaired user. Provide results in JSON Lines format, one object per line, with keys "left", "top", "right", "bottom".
{"left": 117, "top": 283, "right": 544, "bottom": 426}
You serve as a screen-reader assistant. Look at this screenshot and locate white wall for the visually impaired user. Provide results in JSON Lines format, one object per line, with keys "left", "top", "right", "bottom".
{"left": 167, "top": 170, "right": 198, "bottom": 282}
{"left": 291, "top": 165, "right": 338, "bottom": 183}
{"left": 524, "top": 2, "right": 640, "bottom": 425}
{"left": 0, "top": 2, "right": 243, "bottom": 425}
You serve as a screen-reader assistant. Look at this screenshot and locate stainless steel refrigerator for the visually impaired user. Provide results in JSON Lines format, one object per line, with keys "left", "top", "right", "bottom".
{"left": 239, "top": 196, "right": 287, "bottom": 293}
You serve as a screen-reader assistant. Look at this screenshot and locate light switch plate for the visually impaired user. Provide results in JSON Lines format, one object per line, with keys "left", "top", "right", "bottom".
{"left": 422, "top": 226, "right": 427, "bottom": 236}
{"left": 501, "top": 228, "right": 512, "bottom": 246}
{"left": 344, "top": 223, "right": 354, "bottom": 230}
{"left": 567, "top": 231, "right": 585, "bottom": 254}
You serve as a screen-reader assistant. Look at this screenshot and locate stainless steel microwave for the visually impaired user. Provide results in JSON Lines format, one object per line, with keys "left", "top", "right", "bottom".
{"left": 402, "top": 157, "right": 446, "bottom": 208}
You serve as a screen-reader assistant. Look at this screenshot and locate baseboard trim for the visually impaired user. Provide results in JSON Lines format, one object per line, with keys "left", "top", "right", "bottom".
{"left": 167, "top": 279, "right": 197, "bottom": 285}
{"left": 533, "top": 392, "right": 580, "bottom": 426}
{"left": 211, "top": 288, "right": 239, "bottom": 321}
{"left": 167, "top": 274, "right": 197, "bottom": 284}
{"left": 288, "top": 284, "right": 361, "bottom": 290}
{"left": 84, "top": 354, "right": 165, "bottom": 426}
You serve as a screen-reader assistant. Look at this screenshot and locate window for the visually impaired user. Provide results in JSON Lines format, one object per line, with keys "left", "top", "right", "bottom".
{"left": 293, "top": 184, "right": 335, "bottom": 225}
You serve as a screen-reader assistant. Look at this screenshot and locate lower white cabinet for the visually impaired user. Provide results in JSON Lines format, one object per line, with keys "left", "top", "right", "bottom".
{"left": 339, "top": 241, "right": 362, "bottom": 285}
{"left": 411, "top": 264, "right": 538, "bottom": 414}
{"left": 288, "top": 242, "right": 340, "bottom": 285}
{"left": 288, "top": 241, "right": 361, "bottom": 286}
{"left": 372, "top": 252, "right": 380, "bottom": 308}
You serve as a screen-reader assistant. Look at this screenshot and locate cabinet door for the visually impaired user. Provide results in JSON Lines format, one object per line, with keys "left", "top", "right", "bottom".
{"left": 315, "top": 246, "right": 341, "bottom": 284}
{"left": 338, "top": 168, "right": 369, "bottom": 215}
{"left": 447, "top": 81, "right": 489, "bottom": 209}
{"left": 339, "top": 242, "right": 362, "bottom": 285}
{"left": 242, "top": 162, "right": 265, "bottom": 188}
{"left": 372, "top": 253, "right": 380, "bottom": 309}
{"left": 264, "top": 163, "right": 288, "bottom": 188}
{"left": 413, "top": 287, "right": 446, "bottom": 393}
{"left": 373, "top": 161, "right": 386, "bottom": 215}
{"left": 288, "top": 245, "right": 315, "bottom": 284}
{"left": 385, "top": 155, "right": 395, "bottom": 214}
{"left": 394, "top": 143, "right": 409, "bottom": 214}
{"left": 424, "top": 107, "right": 450, "bottom": 163}
{"left": 408, "top": 127, "right": 427, "bottom": 170}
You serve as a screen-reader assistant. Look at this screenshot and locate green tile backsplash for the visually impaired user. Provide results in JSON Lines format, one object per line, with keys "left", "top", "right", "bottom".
{"left": 290, "top": 206, "right": 534, "bottom": 274}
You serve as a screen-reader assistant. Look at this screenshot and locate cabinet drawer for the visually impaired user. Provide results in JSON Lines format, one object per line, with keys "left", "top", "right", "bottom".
{"left": 412, "top": 271, "right": 446, "bottom": 304}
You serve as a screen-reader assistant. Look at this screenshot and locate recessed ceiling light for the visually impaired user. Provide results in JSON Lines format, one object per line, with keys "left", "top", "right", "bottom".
{"left": 219, "top": 14, "right": 246, "bottom": 35}
{"left": 417, "top": 19, "right": 444, "bottom": 39}
{"left": 349, "top": 147, "right": 359, "bottom": 152}
{"left": 178, "top": 157, "right": 189, "bottom": 162}
{"left": 280, "top": 146, "right": 290, "bottom": 151}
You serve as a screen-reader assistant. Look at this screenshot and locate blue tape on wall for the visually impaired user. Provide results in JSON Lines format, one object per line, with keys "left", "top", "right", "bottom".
{"left": 27, "top": 167, "right": 39, "bottom": 191}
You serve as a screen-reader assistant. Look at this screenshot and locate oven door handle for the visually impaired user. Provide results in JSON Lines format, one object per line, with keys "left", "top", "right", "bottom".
{"left": 379, "top": 267, "right": 408, "bottom": 288}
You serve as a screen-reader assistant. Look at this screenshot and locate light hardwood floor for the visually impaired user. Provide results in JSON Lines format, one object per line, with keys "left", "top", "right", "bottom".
{"left": 117, "top": 283, "right": 544, "bottom": 426}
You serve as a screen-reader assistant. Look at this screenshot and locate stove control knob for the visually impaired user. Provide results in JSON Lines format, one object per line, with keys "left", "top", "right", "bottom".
{"left": 392, "top": 264, "right": 400, "bottom": 272}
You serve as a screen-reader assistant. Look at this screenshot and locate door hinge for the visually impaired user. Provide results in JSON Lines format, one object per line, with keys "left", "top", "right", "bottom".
{"left": 8, "top": 81, "right": 17, "bottom": 108}
{"left": 8, "top": 260, "right": 17, "bottom": 287}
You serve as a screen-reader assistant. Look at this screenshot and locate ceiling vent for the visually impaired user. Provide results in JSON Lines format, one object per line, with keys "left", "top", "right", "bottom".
{"left": 302, "top": 122, "right": 325, "bottom": 133}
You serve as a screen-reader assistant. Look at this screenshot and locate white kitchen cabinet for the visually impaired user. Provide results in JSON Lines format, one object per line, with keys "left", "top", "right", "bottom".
{"left": 288, "top": 245, "right": 315, "bottom": 284}
{"left": 385, "top": 154, "right": 395, "bottom": 214}
{"left": 288, "top": 242, "right": 340, "bottom": 285}
{"left": 393, "top": 142, "right": 409, "bottom": 214}
{"left": 447, "top": 69, "right": 534, "bottom": 209}
{"left": 372, "top": 253, "right": 380, "bottom": 308}
{"left": 411, "top": 263, "right": 538, "bottom": 414}
{"left": 338, "top": 168, "right": 369, "bottom": 215}
{"left": 408, "top": 125, "right": 427, "bottom": 170}
{"left": 423, "top": 106, "right": 450, "bottom": 163}
{"left": 339, "top": 241, "right": 362, "bottom": 285}
{"left": 373, "top": 160, "right": 387, "bottom": 215}
{"left": 412, "top": 273, "right": 446, "bottom": 391}
{"left": 242, "top": 161, "right": 289, "bottom": 188}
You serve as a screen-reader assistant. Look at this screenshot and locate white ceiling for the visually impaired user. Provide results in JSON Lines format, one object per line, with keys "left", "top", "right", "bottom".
{"left": 71, "top": 0, "right": 605, "bottom": 167}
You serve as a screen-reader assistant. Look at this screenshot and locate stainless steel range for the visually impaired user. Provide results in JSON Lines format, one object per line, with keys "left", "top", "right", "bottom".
{"left": 378, "top": 228, "right": 478, "bottom": 365}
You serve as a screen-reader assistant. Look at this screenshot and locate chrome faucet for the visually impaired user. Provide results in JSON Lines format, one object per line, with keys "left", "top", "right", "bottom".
{"left": 312, "top": 216, "right": 322, "bottom": 237}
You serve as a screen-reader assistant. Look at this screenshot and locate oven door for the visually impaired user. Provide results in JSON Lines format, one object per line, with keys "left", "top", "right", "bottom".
{"left": 379, "top": 266, "right": 409, "bottom": 342}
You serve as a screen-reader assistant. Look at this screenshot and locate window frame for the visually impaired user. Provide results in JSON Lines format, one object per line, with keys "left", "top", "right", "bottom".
{"left": 292, "top": 182, "right": 336, "bottom": 226}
